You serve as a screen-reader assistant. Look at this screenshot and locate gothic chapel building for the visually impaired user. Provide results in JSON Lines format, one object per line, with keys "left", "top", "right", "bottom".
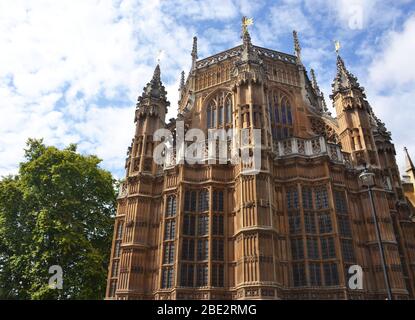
{"left": 106, "top": 19, "right": 415, "bottom": 300}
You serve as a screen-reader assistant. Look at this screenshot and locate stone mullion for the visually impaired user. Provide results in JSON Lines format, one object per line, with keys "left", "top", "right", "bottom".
{"left": 239, "top": 176, "right": 245, "bottom": 286}
{"left": 282, "top": 184, "right": 292, "bottom": 288}
{"left": 327, "top": 179, "right": 346, "bottom": 292}
{"left": 376, "top": 189, "right": 399, "bottom": 294}
{"left": 224, "top": 187, "right": 229, "bottom": 290}
{"left": 208, "top": 186, "right": 213, "bottom": 290}
{"left": 174, "top": 187, "right": 183, "bottom": 291}
{"left": 260, "top": 83, "right": 269, "bottom": 148}
{"left": 248, "top": 82, "right": 254, "bottom": 143}
{"left": 394, "top": 217, "right": 415, "bottom": 296}
{"left": 125, "top": 199, "right": 140, "bottom": 293}
{"left": 298, "top": 181, "right": 310, "bottom": 287}
{"left": 341, "top": 187, "right": 357, "bottom": 297}
{"left": 106, "top": 215, "right": 122, "bottom": 298}
{"left": 137, "top": 115, "right": 148, "bottom": 174}
{"left": 308, "top": 184, "right": 323, "bottom": 289}
{"left": 158, "top": 195, "right": 167, "bottom": 291}
{"left": 267, "top": 173, "right": 277, "bottom": 284}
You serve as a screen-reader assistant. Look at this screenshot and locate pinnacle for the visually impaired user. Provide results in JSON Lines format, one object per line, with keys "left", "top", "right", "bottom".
{"left": 405, "top": 147, "right": 415, "bottom": 173}
{"left": 331, "top": 54, "right": 364, "bottom": 97}
{"left": 137, "top": 63, "right": 168, "bottom": 102}
{"left": 310, "top": 69, "right": 320, "bottom": 93}
{"left": 152, "top": 64, "right": 161, "bottom": 82}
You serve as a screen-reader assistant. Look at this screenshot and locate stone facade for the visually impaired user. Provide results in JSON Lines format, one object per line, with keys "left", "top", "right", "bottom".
{"left": 105, "top": 22, "right": 415, "bottom": 300}
{"left": 402, "top": 148, "right": 415, "bottom": 210}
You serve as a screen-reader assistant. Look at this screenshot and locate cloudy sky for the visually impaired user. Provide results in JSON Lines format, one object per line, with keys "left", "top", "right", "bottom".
{"left": 0, "top": 0, "right": 414, "bottom": 178}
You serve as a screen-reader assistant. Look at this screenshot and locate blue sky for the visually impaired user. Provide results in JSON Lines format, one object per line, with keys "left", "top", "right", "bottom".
{"left": 1, "top": 0, "right": 415, "bottom": 178}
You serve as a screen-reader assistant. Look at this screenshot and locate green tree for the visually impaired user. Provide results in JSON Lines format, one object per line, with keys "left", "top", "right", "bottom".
{"left": 0, "top": 139, "right": 116, "bottom": 299}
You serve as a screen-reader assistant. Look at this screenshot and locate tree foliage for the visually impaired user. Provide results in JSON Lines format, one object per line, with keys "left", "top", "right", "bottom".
{"left": 0, "top": 139, "right": 116, "bottom": 299}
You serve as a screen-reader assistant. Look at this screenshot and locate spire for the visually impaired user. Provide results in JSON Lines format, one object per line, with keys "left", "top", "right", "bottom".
{"left": 191, "top": 36, "right": 198, "bottom": 70}
{"left": 180, "top": 70, "right": 185, "bottom": 89}
{"left": 321, "top": 92, "right": 330, "bottom": 114}
{"left": 293, "top": 30, "right": 302, "bottom": 63}
{"left": 139, "top": 64, "right": 168, "bottom": 102}
{"left": 331, "top": 54, "right": 365, "bottom": 97}
{"left": 310, "top": 68, "right": 329, "bottom": 114}
{"left": 405, "top": 147, "right": 415, "bottom": 173}
{"left": 310, "top": 68, "right": 320, "bottom": 93}
{"left": 152, "top": 64, "right": 160, "bottom": 82}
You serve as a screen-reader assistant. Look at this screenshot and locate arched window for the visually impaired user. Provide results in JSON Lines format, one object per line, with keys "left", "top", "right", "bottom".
{"left": 225, "top": 97, "right": 232, "bottom": 123}
{"left": 269, "top": 91, "right": 294, "bottom": 140}
{"left": 273, "top": 94, "right": 279, "bottom": 123}
{"left": 282, "top": 97, "right": 292, "bottom": 125}
{"left": 206, "top": 92, "right": 233, "bottom": 129}
{"left": 218, "top": 106, "right": 223, "bottom": 125}
{"left": 281, "top": 104, "right": 287, "bottom": 124}
{"left": 207, "top": 105, "right": 212, "bottom": 128}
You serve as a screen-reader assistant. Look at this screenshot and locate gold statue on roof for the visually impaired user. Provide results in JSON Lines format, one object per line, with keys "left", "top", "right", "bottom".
{"left": 242, "top": 16, "right": 253, "bottom": 34}
{"left": 334, "top": 40, "right": 341, "bottom": 55}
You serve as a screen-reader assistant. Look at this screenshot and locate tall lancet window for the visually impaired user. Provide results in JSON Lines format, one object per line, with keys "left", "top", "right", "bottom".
{"left": 207, "top": 105, "right": 212, "bottom": 128}
{"left": 281, "top": 103, "right": 287, "bottom": 124}
{"left": 269, "top": 91, "right": 294, "bottom": 141}
{"left": 282, "top": 97, "right": 293, "bottom": 125}
{"left": 273, "top": 94, "right": 279, "bottom": 123}
{"left": 218, "top": 105, "right": 223, "bottom": 125}
{"left": 206, "top": 91, "right": 233, "bottom": 129}
{"left": 212, "top": 106, "right": 217, "bottom": 127}
{"left": 225, "top": 97, "right": 232, "bottom": 124}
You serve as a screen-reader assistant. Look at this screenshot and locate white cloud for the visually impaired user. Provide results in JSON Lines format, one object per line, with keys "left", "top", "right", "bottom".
{"left": 368, "top": 15, "right": 415, "bottom": 91}
{"left": 0, "top": 0, "right": 200, "bottom": 178}
{"left": 1, "top": 0, "right": 268, "bottom": 178}
{"left": 365, "top": 14, "right": 415, "bottom": 172}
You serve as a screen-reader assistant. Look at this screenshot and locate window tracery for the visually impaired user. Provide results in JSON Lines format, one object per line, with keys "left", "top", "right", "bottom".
{"left": 269, "top": 90, "right": 294, "bottom": 140}
{"left": 206, "top": 92, "right": 233, "bottom": 129}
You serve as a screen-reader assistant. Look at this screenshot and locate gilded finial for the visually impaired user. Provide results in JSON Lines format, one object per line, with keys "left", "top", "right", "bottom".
{"left": 334, "top": 40, "right": 341, "bottom": 56}
{"left": 241, "top": 16, "right": 253, "bottom": 50}
{"left": 242, "top": 16, "right": 253, "bottom": 36}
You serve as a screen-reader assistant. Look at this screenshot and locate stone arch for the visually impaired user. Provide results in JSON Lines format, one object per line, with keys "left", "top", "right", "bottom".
{"left": 203, "top": 88, "right": 233, "bottom": 129}
{"left": 309, "top": 116, "right": 339, "bottom": 143}
{"left": 268, "top": 86, "right": 295, "bottom": 140}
